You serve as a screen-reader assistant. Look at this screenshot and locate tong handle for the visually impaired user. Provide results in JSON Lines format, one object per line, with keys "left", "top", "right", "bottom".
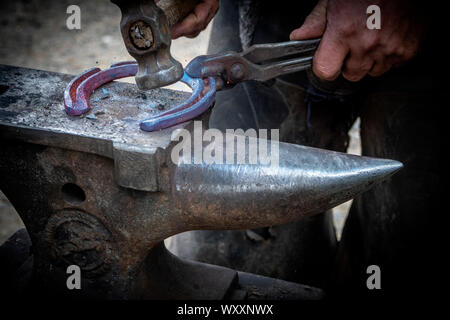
{"left": 251, "top": 56, "right": 314, "bottom": 82}
{"left": 242, "top": 38, "right": 321, "bottom": 63}
{"left": 185, "top": 38, "right": 321, "bottom": 90}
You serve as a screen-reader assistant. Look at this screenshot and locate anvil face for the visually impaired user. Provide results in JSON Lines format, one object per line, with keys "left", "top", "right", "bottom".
{"left": 0, "top": 65, "right": 402, "bottom": 298}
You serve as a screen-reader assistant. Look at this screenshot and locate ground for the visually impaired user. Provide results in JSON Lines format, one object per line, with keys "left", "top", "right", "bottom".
{"left": 0, "top": 0, "right": 359, "bottom": 245}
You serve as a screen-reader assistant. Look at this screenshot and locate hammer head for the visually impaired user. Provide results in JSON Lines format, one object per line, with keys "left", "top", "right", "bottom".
{"left": 112, "top": 0, "right": 183, "bottom": 90}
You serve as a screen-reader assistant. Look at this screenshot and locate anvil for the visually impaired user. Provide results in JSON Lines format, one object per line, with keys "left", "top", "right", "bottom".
{"left": 0, "top": 65, "right": 402, "bottom": 299}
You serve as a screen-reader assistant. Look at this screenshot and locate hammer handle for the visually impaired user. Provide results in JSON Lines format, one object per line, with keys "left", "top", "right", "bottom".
{"left": 157, "top": 0, "right": 201, "bottom": 27}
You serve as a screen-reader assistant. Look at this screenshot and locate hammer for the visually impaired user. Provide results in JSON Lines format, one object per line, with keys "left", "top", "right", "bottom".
{"left": 112, "top": 0, "right": 200, "bottom": 90}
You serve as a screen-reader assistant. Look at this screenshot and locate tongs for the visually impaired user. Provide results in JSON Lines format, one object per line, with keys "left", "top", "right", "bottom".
{"left": 185, "top": 38, "right": 320, "bottom": 90}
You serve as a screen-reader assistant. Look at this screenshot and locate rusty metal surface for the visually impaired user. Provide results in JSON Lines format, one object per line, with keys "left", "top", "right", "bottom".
{"left": 0, "top": 64, "right": 190, "bottom": 149}
{"left": 0, "top": 64, "right": 190, "bottom": 192}
{"left": 1, "top": 228, "right": 324, "bottom": 300}
{"left": 0, "top": 65, "right": 403, "bottom": 299}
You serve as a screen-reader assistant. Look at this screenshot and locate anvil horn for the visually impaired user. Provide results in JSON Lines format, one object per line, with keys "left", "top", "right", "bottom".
{"left": 172, "top": 138, "right": 403, "bottom": 230}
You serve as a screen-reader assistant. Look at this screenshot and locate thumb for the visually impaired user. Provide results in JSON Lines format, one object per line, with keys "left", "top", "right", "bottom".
{"left": 290, "top": 0, "right": 328, "bottom": 40}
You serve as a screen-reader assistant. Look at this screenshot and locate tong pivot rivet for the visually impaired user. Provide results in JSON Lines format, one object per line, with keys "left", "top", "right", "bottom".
{"left": 230, "top": 63, "right": 245, "bottom": 82}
